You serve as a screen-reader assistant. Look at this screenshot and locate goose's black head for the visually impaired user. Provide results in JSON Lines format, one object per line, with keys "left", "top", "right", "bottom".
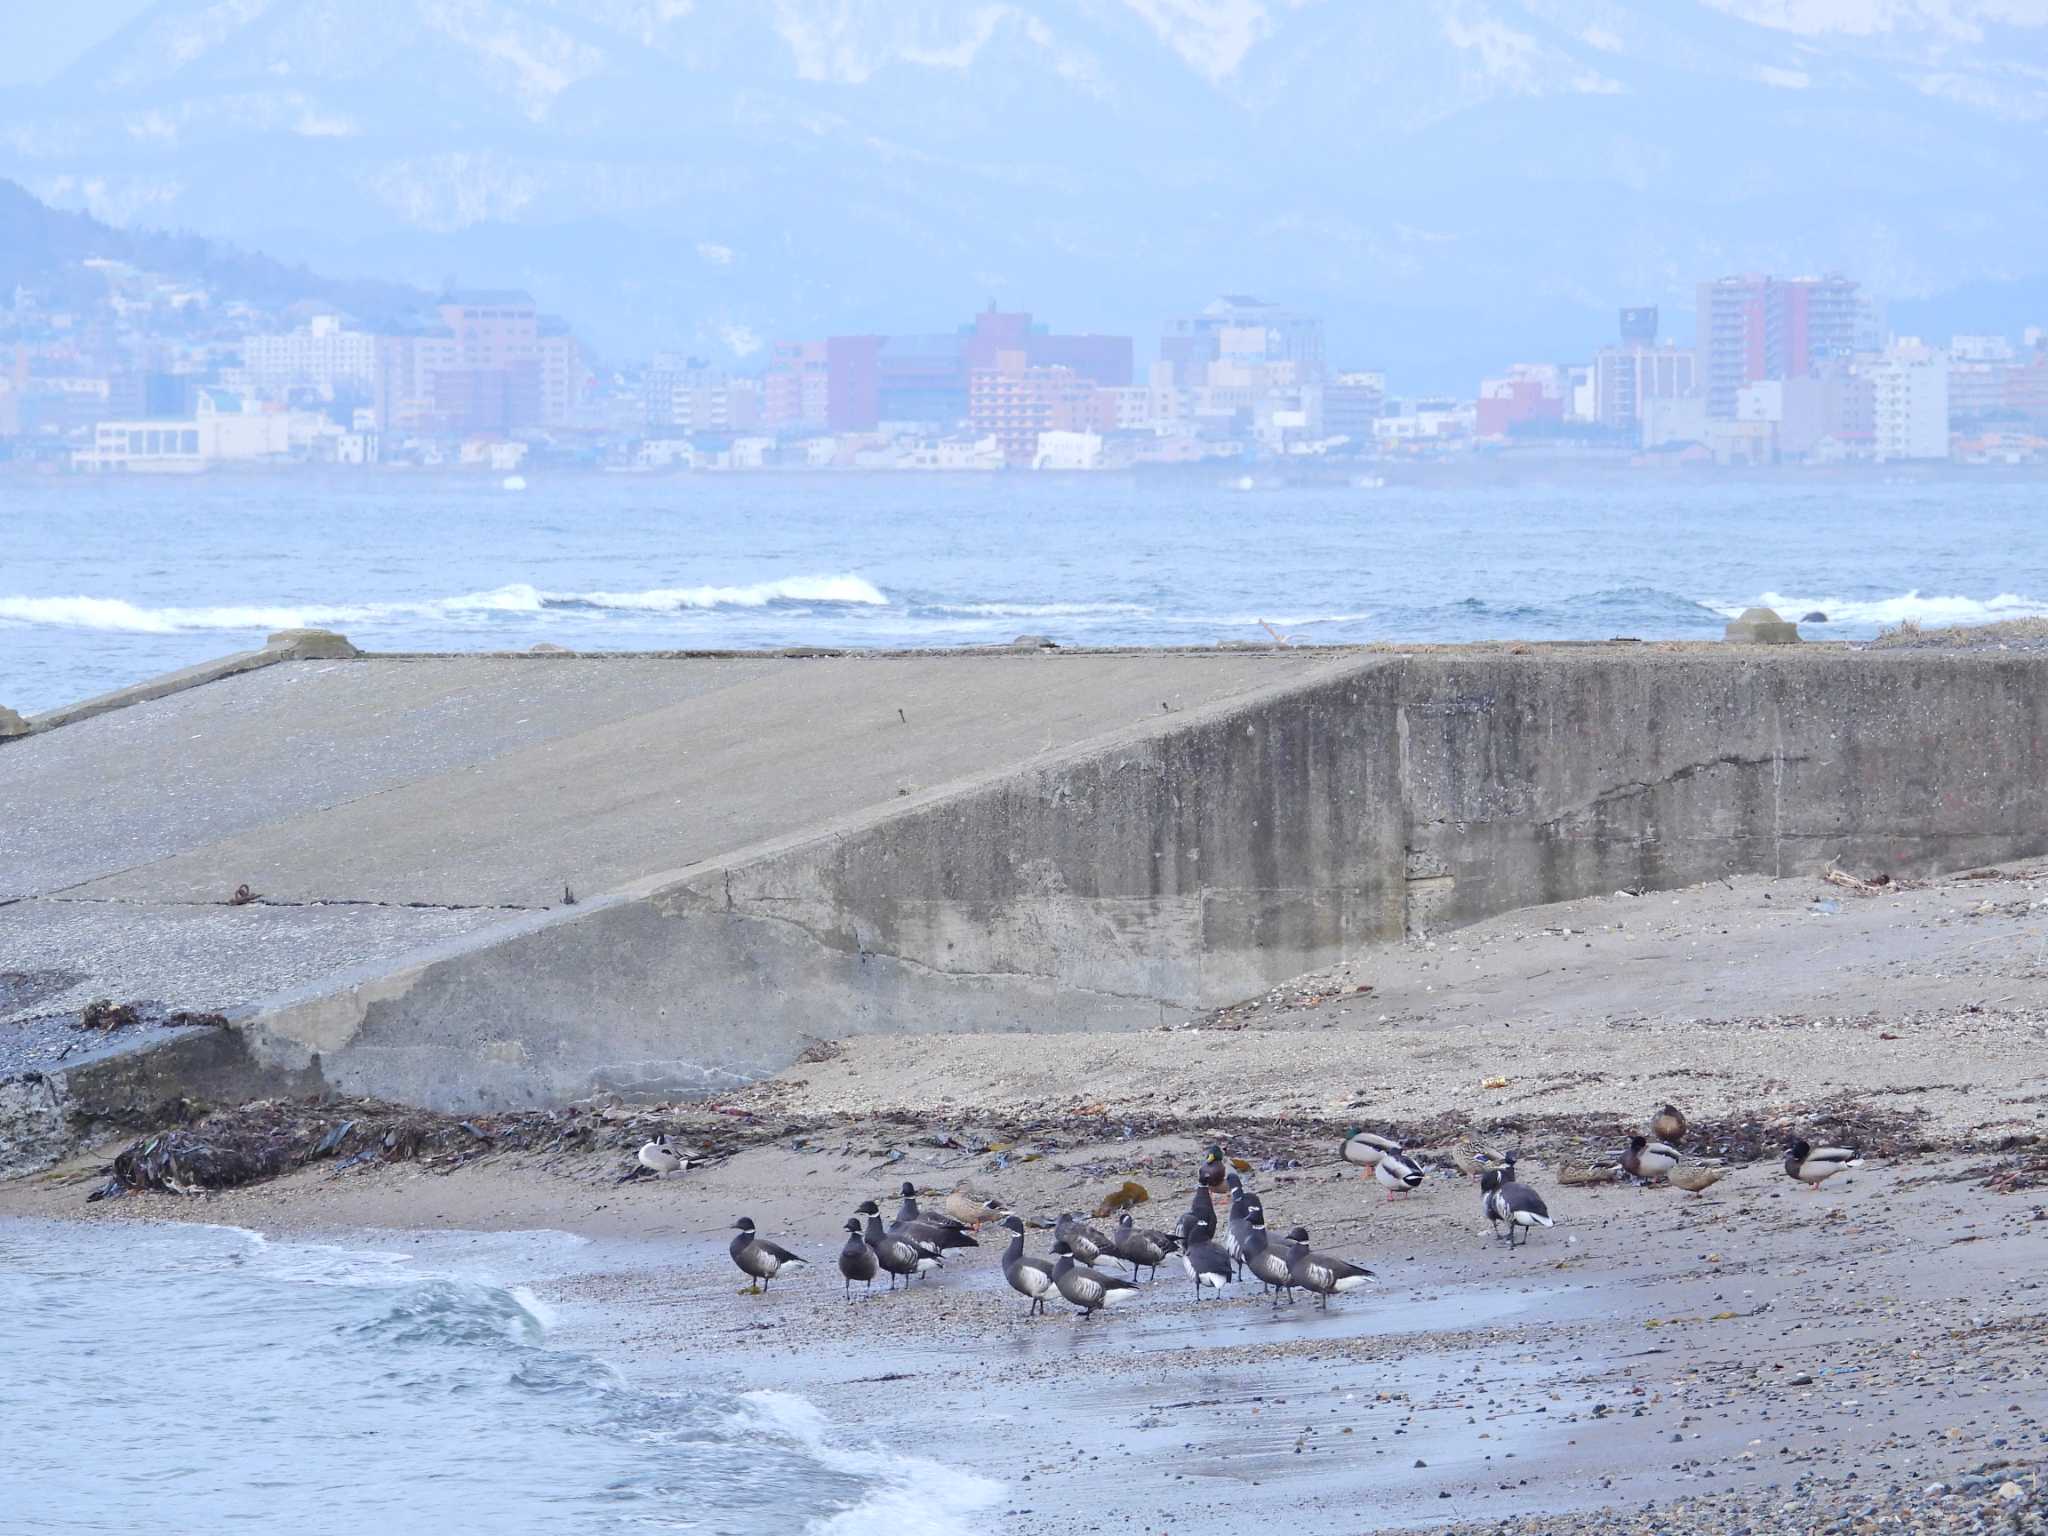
{"left": 732, "top": 1217, "right": 755, "bottom": 1232}
{"left": 843, "top": 1218, "right": 862, "bottom": 1234}
{"left": 899, "top": 1180, "right": 917, "bottom": 1198}
{"left": 998, "top": 1214, "right": 1026, "bottom": 1234}
{"left": 1285, "top": 1226, "right": 1310, "bottom": 1244}
{"left": 1481, "top": 1169, "right": 1502, "bottom": 1194}
{"left": 1225, "top": 1172, "right": 1243, "bottom": 1193}
{"left": 1247, "top": 1208, "right": 1268, "bottom": 1230}
{"left": 1049, "top": 1240, "right": 1074, "bottom": 1257}
{"left": 855, "top": 1199, "right": 880, "bottom": 1216}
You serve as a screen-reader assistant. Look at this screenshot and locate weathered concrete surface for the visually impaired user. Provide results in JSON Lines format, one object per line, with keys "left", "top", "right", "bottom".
{"left": 7, "top": 643, "right": 2048, "bottom": 1115}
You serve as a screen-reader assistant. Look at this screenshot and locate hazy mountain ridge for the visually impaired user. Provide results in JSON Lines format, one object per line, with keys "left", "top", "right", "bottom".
{"left": 0, "top": 176, "right": 432, "bottom": 324}
{"left": 4, "top": 0, "right": 2044, "bottom": 379}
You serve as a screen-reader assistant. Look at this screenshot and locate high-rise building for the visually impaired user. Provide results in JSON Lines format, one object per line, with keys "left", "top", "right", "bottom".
{"left": 1324, "top": 371, "right": 1385, "bottom": 441}
{"left": 764, "top": 341, "right": 830, "bottom": 430}
{"left": 1161, "top": 296, "right": 1323, "bottom": 387}
{"left": 1867, "top": 340, "right": 1950, "bottom": 461}
{"left": 819, "top": 309, "right": 1132, "bottom": 432}
{"left": 968, "top": 351, "right": 1104, "bottom": 464}
{"left": 1594, "top": 345, "right": 1697, "bottom": 431}
{"left": 1697, "top": 274, "right": 1860, "bottom": 418}
{"left": 242, "top": 315, "right": 377, "bottom": 401}
{"left": 373, "top": 292, "right": 581, "bottom": 433}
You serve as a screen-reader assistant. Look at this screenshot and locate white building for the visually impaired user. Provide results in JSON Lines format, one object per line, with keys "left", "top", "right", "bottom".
{"left": 1867, "top": 341, "right": 1951, "bottom": 461}
{"left": 242, "top": 315, "right": 378, "bottom": 400}
{"left": 1033, "top": 430, "right": 1103, "bottom": 470}
{"left": 72, "top": 389, "right": 295, "bottom": 471}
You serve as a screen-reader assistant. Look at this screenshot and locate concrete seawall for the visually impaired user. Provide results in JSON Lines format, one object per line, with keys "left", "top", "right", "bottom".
{"left": 6, "top": 642, "right": 2046, "bottom": 1116}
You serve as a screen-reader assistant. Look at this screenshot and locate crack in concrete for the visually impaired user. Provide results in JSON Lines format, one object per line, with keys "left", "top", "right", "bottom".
{"left": 1540, "top": 753, "right": 1813, "bottom": 830}
{"left": 36, "top": 895, "right": 540, "bottom": 914}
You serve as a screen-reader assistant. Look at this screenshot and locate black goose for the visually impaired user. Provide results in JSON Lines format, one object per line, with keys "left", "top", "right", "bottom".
{"left": 859, "top": 1199, "right": 941, "bottom": 1287}
{"left": 729, "top": 1217, "right": 806, "bottom": 1294}
{"left": 1050, "top": 1240, "right": 1139, "bottom": 1319}
{"left": 1053, "top": 1212, "right": 1116, "bottom": 1268}
{"left": 1283, "top": 1224, "right": 1373, "bottom": 1309}
{"left": 1185, "top": 1184, "right": 1217, "bottom": 1245}
{"left": 836, "top": 1217, "right": 878, "bottom": 1296}
{"left": 1481, "top": 1164, "right": 1553, "bottom": 1248}
{"left": 998, "top": 1215, "right": 1057, "bottom": 1315}
{"left": 1109, "top": 1212, "right": 1180, "bottom": 1282}
{"left": 1223, "top": 1177, "right": 1256, "bottom": 1279}
{"left": 891, "top": 1182, "right": 978, "bottom": 1255}
{"left": 1176, "top": 1212, "right": 1234, "bottom": 1300}
{"left": 1240, "top": 1208, "right": 1296, "bottom": 1307}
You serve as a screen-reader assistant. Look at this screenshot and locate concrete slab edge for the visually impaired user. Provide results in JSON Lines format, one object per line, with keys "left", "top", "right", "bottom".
{"left": 18, "top": 628, "right": 361, "bottom": 738}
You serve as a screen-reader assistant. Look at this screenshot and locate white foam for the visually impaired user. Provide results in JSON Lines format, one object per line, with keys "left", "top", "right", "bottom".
{"left": 0, "top": 573, "right": 891, "bottom": 633}
{"left": 739, "top": 1390, "right": 1004, "bottom": 1536}
{"left": 1708, "top": 591, "right": 2048, "bottom": 628}
{"left": 933, "top": 600, "right": 1153, "bottom": 617}
{"left": 572, "top": 574, "right": 888, "bottom": 610}
{"left": 507, "top": 1285, "right": 559, "bottom": 1333}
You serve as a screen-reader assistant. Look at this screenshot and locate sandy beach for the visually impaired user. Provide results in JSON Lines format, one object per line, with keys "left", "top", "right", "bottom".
{"left": 7, "top": 864, "right": 2047, "bottom": 1533}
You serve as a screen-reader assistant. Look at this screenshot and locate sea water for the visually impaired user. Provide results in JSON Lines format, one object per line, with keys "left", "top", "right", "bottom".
{"left": 0, "top": 1219, "right": 1000, "bottom": 1534}
{"left": 3, "top": 472, "right": 2046, "bottom": 714}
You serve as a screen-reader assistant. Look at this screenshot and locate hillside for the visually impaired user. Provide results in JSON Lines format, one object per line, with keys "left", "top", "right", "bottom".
{"left": 3, "top": 2, "right": 2046, "bottom": 381}
{"left": 0, "top": 178, "right": 431, "bottom": 328}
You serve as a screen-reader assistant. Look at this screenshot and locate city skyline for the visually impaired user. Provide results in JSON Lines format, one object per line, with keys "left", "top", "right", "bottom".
{"left": 3, "top": 3, "right": 2047, "bottom": 387}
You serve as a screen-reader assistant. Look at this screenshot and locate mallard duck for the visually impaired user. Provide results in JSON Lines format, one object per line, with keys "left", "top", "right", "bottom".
{"left": 1668, "top": 1164, "right": 1728, "bottom": 1197}
{"left": 1556, "top": 1161, "right": 1622, "bottom": 1187}
{"left": 1451, "top": 1138, "right": 1507, "bottom": 1179}
{"left": 1783, "top": 1139, "right": 1863, "bottom": 1190}
{"left": 1622, "top": 1135, "right": 1683, "bottom": 1184}
{"left": 997, "top": 1215, "right": 1056, "bottom": 1314}
{"left": 942, "top": 1184, "right": 1007, "bottom": 1229}
{"left": 1481, "top": 1164, "right": 1553, "bottom": 1247}
{"left": 1342, "top": 1129, "right": 1403, "bottom": 1170}
{"left": 1198, "top": 1145, "right": 1229, "bottom": 1193}
{"left": 858, "top": 1200, "right": 942, "bottom": 1286}
{"left": 729, "top": 1217, "right": 806, "bottom": 1294}
{"left": 1283, "top": 1225, "right": 1374, "bottom": 1309}
{"left": 836, "top": 1218, "right": 878, "bottom": 1296}
{"left": 1050, "top": 1241, "right": 1139, "bottom": 1318}
{"left": 1651, "top": 1104, "right": 1688, "bottom": 1145}
{"left": 1374, "top": 1148, "right": 1425, "bottom": 1199}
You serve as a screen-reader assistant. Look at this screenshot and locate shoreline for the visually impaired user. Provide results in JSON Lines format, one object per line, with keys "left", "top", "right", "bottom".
{"left": 7, "top": 867, "right": 2047, "bottom": 1532}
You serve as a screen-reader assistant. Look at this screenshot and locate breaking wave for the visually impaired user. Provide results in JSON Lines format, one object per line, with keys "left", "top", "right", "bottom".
{"left": 740, "top": 1391, "right": 1004, "bottom": 1535}
{"left": 0, "top": 573, "right": 891, "bottom": 633}
{"left": 1707, "top": 591, "right": 2048, "bottom": 628}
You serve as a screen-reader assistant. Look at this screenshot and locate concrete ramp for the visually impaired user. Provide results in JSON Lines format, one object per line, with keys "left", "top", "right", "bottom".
{"left": 7, "top": 639, "right": 2048, "bottom": 1115}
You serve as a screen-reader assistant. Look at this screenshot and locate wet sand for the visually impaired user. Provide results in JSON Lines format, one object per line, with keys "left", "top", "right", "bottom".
{"left": 6, "top": 866, "right": 2047, "bottom": 1533}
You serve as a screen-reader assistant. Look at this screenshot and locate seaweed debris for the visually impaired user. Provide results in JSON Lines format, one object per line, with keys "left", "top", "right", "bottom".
{"left": 84, "top": 1095, "right": 780, "bottom": 1202}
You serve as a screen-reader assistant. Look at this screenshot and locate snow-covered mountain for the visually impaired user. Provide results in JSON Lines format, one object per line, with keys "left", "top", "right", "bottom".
{"left": 6, "top": 0, "right": 2045, "bottom": 380}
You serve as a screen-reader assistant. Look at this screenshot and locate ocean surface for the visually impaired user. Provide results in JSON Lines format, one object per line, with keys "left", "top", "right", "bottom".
{"left": 0, "top": 1219, "right": 998, "bottom": 1535}
{"left": 3, "top": 470, "right": 2046, "bottom": 714}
